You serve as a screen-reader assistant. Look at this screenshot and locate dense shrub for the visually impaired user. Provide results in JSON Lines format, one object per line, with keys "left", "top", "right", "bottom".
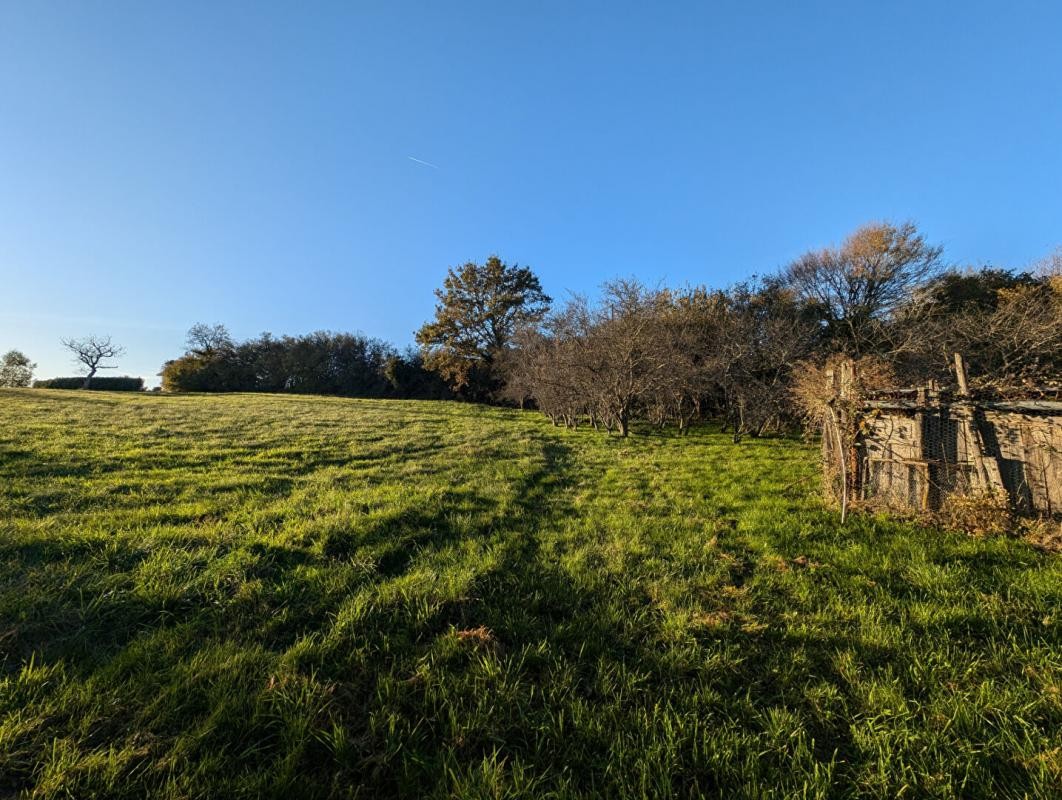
{"left": 161, "top": 330, "right": 449, "bottom": 399}
{"left": 383, "top": 349, "right": 452, "bottom": 400}
{"left": 34, "top": 376, "right": 145, "bottom": 391}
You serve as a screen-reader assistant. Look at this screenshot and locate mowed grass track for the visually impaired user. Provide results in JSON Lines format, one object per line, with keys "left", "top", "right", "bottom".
{"left": 1, "top": 390, "right": 1059, "bottom": 799}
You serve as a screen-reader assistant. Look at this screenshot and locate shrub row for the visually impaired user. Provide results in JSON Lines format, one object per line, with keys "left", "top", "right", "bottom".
{"left": 161, "top": 331, "right": 450, "bottom": 399}
{"left": 34, "top": 376, "right": 145, "bottom": 391}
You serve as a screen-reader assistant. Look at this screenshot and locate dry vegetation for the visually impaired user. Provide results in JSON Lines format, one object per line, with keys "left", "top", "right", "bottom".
{"left": 504, "top": 226, "right": 1062, "bottom": 440}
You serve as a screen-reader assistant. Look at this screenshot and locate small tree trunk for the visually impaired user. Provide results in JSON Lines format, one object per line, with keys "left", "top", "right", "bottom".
{"left": 83, "top": 367, "right": 96, "bottom": 390}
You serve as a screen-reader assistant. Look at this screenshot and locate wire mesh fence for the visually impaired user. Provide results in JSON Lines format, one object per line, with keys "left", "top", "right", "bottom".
{"left": 821, "top": 355, "right": 1061, "bottom": 525}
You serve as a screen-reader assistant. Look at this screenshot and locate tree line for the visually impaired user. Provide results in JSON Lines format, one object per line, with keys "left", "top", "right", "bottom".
{"left": 6, "top": 222, "right": 1059, "bottom": 431}
{"left": 419, "top": 222, "right": 1061, "bottom": 437}
{"left": 158, "top": 256, "right": 547, "bottom": 401}
{"left": 160, "top": 325, "right": 450, "bottom": 399}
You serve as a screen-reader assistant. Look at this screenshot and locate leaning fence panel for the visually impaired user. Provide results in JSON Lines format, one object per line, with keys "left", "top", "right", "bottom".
{"left": 820, "top": 355, "right": 1060, "bottom": 523}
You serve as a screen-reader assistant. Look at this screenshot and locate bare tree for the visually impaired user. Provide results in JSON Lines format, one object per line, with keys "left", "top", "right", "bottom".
{"left": 888, "top": 257, "right": 1062, "bottom": 387}
{"left": 546, "top": 281, "right": 676, "bottom": 437}
{"left": 61, "top": 335, "right": 125, "bottom": 389}
{"left": 715, "top": 280, "right": 819, "bottom": 438}
{"left": 642, "top": 287, "right": 728, "bottom": 433}
{"left": 506, "top": 297, "right": 598, "bottom": 427}
{"left": 569, "top": 282, "right": 653, "bottom": 436}
{"left": 508, "top": 278, "right": 817, "bottom": 438}
{"left": 785, "top": 221, "right": 944, "bottom": 355}
{"left": 1031, "top": 245, "right": 1062, "bottom": 279}
{"left": 185, "top": 323, "right": 233, "bottom": 356}
{"left": 922, "top": 282, "right": 1061, "bottom": 387}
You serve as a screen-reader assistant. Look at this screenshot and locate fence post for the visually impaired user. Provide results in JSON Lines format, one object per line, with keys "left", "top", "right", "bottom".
{"left": 951, "top": 352, "right": 1007, "bottom": 499}
{"left": 831, "top": 360, "right": 861, "bottom": 522}
{"left": 841, "top": 359, "right": 862, "bottom": 503}
{"left": 954, "top": 352, "right": 970, "bottom": 397}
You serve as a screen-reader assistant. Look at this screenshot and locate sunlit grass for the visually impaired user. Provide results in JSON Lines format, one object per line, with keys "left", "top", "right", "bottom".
{"left": 1, "top": 388, "right": 1059, "bottom": 798}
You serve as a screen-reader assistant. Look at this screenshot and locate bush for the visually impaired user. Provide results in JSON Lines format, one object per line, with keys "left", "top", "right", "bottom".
{"left": 159, "top": 354, "right": 248, "bottom": 393}
{"left": 0, "top": 349, "right": 35, "bottom": 387}
{"left": 34, "top": 376, "right": 145, "bottom": 391}
{"left": 160, "top": 331, "right": 449, "bottom": 400}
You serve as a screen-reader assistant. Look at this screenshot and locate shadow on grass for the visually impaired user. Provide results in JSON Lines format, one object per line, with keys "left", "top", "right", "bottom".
{"left": 1, "top": 431, "right": 1055, "bottom": 798}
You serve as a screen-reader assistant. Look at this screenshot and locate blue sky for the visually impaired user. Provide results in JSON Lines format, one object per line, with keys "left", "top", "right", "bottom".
{"left": 2, "top": 1, "right": 1061, "bottom": 385}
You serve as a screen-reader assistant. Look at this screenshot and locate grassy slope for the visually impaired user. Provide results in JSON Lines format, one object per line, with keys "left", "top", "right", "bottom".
{"left": 0, "top": 389, "right": 1059, "bottom": 799}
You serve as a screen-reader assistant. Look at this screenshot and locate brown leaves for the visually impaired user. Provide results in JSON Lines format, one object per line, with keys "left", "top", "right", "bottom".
{"left": 455, "top": 626, "right": 496, "bottom": 648}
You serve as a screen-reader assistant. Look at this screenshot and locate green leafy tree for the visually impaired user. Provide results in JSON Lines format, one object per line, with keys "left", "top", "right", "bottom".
{"left": 416, "top": 256, "right": 551, "bottom": 400}
{"left": 0, "top": 349, "right": 35, "bottom": 387}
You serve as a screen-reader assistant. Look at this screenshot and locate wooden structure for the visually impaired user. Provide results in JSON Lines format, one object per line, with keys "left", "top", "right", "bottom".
{"left": 824, "top": 356, "right": 1061, "bottom": 518}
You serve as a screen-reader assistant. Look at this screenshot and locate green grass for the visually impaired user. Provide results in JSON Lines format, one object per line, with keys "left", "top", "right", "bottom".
{"left": 1, "top": 389, "right": 1059, "bottom": 799}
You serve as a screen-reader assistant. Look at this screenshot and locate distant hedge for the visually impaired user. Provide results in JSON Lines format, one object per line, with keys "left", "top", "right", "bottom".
{"left": 160, "top": 331, "right": 451, "bottom": 399}
{"left": 34, "top": 376, "right": 145, "bottom": 391}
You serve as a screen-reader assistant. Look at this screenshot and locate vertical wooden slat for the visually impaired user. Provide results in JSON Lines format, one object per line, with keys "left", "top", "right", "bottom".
{"left": 954, "top": 353, "right": 970, "bottom": 397}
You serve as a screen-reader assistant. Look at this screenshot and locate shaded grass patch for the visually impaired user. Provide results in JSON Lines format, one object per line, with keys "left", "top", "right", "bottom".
{"left": 0, "top": 388, "right": 1059, "bottom": 798}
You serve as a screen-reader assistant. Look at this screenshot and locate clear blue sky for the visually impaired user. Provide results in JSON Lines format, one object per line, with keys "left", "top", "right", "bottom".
{"left": 2, "top": 1, "right": 1060, "bottom": 385}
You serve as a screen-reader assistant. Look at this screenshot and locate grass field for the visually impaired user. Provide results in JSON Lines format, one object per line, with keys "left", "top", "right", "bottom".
{"left": 1, "top": 389, "right": 1059, "bottom": 798}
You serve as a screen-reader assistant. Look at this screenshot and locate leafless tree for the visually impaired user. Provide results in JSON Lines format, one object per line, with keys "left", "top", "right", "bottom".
{"left": 784, "top": 221, "right": 944, "bottom": 356}
{"left": 508, "top": 278, "right": 818, "bottom": 438}
{"left": 642, "top": 287, "right": 728, "bottom": 433}
{"left": 510, "top": 296, "right": 601, "bottom": 428}
{"left": 577, "top": 281, "right": 677, "bottom": 436}
{"left": 715, "top": 280, "right": 819, "bottom": 438}
{"left": 1032, "top": 245, "right": 1062, "bottom": 279}
{"left": 923, "top": 284, "right": 1061, "bottom": 388}
{"left": 887, "top": 253, "right": 1062, "bottom": 388}
{"left": 60, "top": 335, "right": 125, "bottom": 388}
{"left": 185, "top": 323, "right": 234, "bottom": 356}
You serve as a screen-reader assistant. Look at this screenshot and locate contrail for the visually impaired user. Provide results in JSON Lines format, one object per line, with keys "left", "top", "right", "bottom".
{"left": 407, "top": 156, "right": 440, "bottom": 169}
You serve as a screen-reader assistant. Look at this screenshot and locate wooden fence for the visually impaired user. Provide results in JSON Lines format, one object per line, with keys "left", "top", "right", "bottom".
{"left": 823, "top": 356, "right": 1061, "bottom": 519}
